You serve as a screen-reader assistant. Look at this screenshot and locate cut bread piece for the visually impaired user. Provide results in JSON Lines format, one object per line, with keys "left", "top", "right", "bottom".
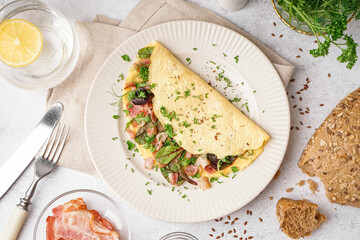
{"left": 298, "top": 87, "right": 360, "bottom": 207}
{"left": 276, "top": 198, "right": 326, "bottom": 239}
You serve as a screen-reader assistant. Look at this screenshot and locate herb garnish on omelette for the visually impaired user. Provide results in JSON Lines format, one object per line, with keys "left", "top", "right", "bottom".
{"left": 116, "top": 41, "right": 270, "bottom": 190}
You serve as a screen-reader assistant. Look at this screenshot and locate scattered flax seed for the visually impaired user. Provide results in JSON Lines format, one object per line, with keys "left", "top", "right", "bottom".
{"left": 216, "top": 236, "right": 220, "bottom": 239}
{"left": 296, "top": 55, "right": 301, "bottom": 58}
{"left": 271, "top": 33, "right": 275, "bottom": 36}
{"left": 249, "top": 237, "right": 254, "bottom": 239}
{"left": 228, "top": 230, "right": 232, "bottom": 234}
{"left": 233, "top": 229, "right": 236, "bottom": 233}
{"left": 269, "top": 196, "right": 273, "bottom": 200}
{"left": 314, "top": 40, "right": 318, "bottom": 43}
{"left": 296, "top": 91, "right": 301, "bottom": 94}
{"left": 273, "top": 22, "right": 276, "bottom": 26}
{"left": 328, "top": 73, "right": 331, "bottom": 77}
{"left": 231, "top": 220, "right": 235, "bottom": 225}
{"left": 244, "top": 230, "right": 247, "bottom": 234}
{"left": 228, "top": 215, "right": 231, "bottom": 220}
{"left": 221, "top": 232, "right": 224, "bottom": 237}
{"left": 298, "top": 108, "right": 302, "bottom": 111}
{"left": 246, "top": 210, "right": 249, "bottom": 215}
{"left": 220, "top": 217, "right": 223, "bottom": 221}
{"left": 307, "top": 126, "right": 312, "bottom": 128}
{"left": 305, "top": 111, "right": 309, "bottom": 114}
{"left": 273, "top": 170, "right": 281, "bottom": 179}
{"left": 299, "top": 48, "right": 303, "bottom": 51}
{"left": 279, "top": 34, "right": 283, "bottom": 38}
{"left": 293, "top": 105, "right": 297, "bottom": 108}
{"left": 259, "top": 217, "right": 263, "bottom": 222}
{"left": 244, "top": 221, "right": 248, "bottom": 226}
{"left": 306, "top": 107, "right": 310, "bottom": 111}
{"left": 234, "top": 235, "right": 238, "bottom": 238}
{"left": 240, "top": 238, "right": 243, "bottom": 240}
{"left": 320, "top": 104, "right": 324, "bottom": 106}
{"left": 290, "top": 79, "right": 295, "bottom": 82}
{"left": 290, "top": 126, "right": 294, "bottom": 130}
{"left": 211, "top": 228, "right": 216, "bottom": 232}
{"left": 300, "top": 112, "right": 304, "bottom": 115}
{"left": 286, "top": 187, "right": 294, "bottom": 192}
{"left": 250, "top": 211, "right": 252, "bottom": 216}
{"left": 300, "top": 121, "right": 303, "bottom": 125}
{"left": 225, "top": 221, "right": 229, "bottom": 224}
{"left": 209, "top": 234, "right": 213, "bottom": 237}
{"left": 299, "top": 97, "right": 303, "bottom": 101}
{"left": 234, "top": 217, "right": 239, "bottom": 221}
{"left": 215, "top": 219, "right": 219, "bottom": 222}
{"left": 295, "top": 127, "right": 300, "bottom": 130}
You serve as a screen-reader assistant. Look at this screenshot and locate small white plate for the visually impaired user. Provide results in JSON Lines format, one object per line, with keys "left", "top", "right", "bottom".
{"left": 33, "top": 189, "right": 130, "bottom": 240}
{"left": 85, "top": 20, "right": 290, "bottom": 222}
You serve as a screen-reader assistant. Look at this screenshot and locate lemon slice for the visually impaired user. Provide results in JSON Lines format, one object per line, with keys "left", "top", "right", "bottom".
{"left": 0, "top": 19, "right": 43, "bottom": 67}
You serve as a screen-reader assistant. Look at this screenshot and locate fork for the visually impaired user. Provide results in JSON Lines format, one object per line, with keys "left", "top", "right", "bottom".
{"left": 0, "top": 124, "right": 69, "bottom": 240}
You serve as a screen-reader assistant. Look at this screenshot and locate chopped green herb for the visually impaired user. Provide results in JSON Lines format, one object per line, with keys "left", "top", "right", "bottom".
{"left": 175, "top": 90, "right": 180, "bottom": 95}
{"left": 150, "top": 83, "right": 157, "bottom": 89}
{"left": 232, "top": 174, "right": 237, "bottom": 179}
{"left": 231, "top": 166, "right": 239, "bottom": 173}
{"left": 211, "top": 125, "right": 216, "bottom": 129}
{"left": 209, "top": 61, "right": 216, "bottom": 65}
{"left": 229, "top": 97, "right": 241, "bottom": 103}
{"left": 119, "top": 73, "right": 124, "bottom": 80}
{"left": 223, "top": 52, "right": 227, "bottom": 57}
{"left": 145, "top": 182, "right": 150, "bottom": 185}
{"left": 212, "top": 43, "right": 217, "bottom": 46}
{"left": 147, "top": 189, "right": 152, "bottom": 195}
{"left": 131, "top": 168, "right": 135, "bottom": 173}
{"left": 184, "top": 186, "right": 188, "bottom": 189}
{"left": 205, "top": 93, "right": 208, "bottom": 98}
{"left": 198, "top": 149, "right": 202, "bottom": 152}
{"left": 193, "top": 47, "right": 198, "bottom": 51}
{"left": 179, "top": 141, "right": 182, "bottom": 145}
{"left": 192, "top": 140, "right": 196, "bottom": 144}
{"left": 182, "top": 194, "right": 187, "bottom": 198}
{"left": 253, "top": 90, "right": 257, "bottom": 93}
{"left": 112, "top": 137, "right": 118, "bottom": 140}
{"left": 182, "top": 121, "right": 191, "bottom": 127}
{"left": 234, "top": 55, "right": 239, "bottom": 63}
{"left": 186, "top": 57, "right": 192, "bottom": 65}
{"left": 113, "top": 115, "right": 119, "bottom": 119}
{"left": 193, "top": 108, "right": 197, "bottom": 111}
{"left": 171, "top": 187, "right": 175, "bottom": 191}
{"left": 193, "top": 118, "right": 199, "bottom": 124}
{"left": 126, "top": 140, "right": 135, "bottom": 150}
{"left": 210, "top": 177, "right": 218, "bottom": 183}
{"left": 164, "top": 124, "right": 175, "bottom": 138}
{"left": 123, "top": 110, "right": 129, "bottom": 116}
{"left": 192, "top": 172, "right": 200, "bottom": 179}
{"left": 121, "top": 54, "right": 131, "bottom": 62}
{"left": 262, "top": 110, "right": 265, "bottom": 113}
{"left": 160, "top": 106, "right": 177, "bottom": 122}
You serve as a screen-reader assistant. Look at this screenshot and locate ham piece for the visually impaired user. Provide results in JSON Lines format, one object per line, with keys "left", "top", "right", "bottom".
{"left": 46, "top": 198, "right": 119, "bottom": 240}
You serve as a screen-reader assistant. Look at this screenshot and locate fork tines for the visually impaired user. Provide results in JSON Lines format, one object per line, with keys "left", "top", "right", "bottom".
{"left": 41, "top": 123, "right": 69, "bottom": 164}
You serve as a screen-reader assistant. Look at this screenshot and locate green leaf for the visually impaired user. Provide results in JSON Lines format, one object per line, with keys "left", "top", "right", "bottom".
{"left": 155, "top": 146, "right": 183, "bottom": 164}
{"left": 231, "top": 166, "right": 239, "bottom": 173}
{"left": 138, "top": 47, "right": 154, "bottom": 59}
{"left": 113, "top": 115, "right": 119, "bottom": 119}
{"left": 126, "top": 140, "right": 135, "bottom": 150}
{"left": 210, "top": 177, "right": 218, "bottom": 183}
{"left": 121, "top": 54, "right": 131, "bottom": 62}
{"left": 164, "top": 124, "right": 175, "bottom": 138}
{"left": 139, "top": 66, "right": 149, "bottom": 81}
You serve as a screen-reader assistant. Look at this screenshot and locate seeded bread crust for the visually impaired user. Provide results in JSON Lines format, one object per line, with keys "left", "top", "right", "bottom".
{"left": 276, "top": 198, "right": 326, "bottom": 239}
{"left": 298, "top": 87, "right": 360, "bottom": 207}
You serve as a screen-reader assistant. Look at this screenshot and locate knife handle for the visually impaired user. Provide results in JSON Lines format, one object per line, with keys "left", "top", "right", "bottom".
{"left": 0, "top": 206, "right": 28, "bottom": 240}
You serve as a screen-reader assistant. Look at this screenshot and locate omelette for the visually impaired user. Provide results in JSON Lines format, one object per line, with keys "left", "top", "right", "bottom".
{"left": 121, "top": 41, "right": 270, "bottom": 190}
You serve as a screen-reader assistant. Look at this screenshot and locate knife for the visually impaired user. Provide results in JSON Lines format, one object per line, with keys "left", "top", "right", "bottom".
{"left": 0, "top": 102, "right": 63, "bottom": 198}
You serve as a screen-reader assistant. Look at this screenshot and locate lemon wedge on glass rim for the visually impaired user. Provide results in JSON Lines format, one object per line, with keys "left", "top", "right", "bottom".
{"left": 0, "top": 19, "right": 43, "bottom": 68}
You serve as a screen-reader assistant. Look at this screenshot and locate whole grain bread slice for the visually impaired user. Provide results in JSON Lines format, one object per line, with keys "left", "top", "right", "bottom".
{"left": 276, "top": 198, "right": 326, "bottom": 239}
{"left": 298, "top": 87, "right": 360, "bottom": 207}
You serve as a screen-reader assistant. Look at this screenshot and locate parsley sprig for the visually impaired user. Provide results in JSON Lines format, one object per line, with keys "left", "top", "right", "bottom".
{"left": 278, "top": 0, "right": 360, "bottom": 69}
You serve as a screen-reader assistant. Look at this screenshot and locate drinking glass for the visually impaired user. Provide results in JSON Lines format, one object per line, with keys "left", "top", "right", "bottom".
{"left": 0, "top": 0, "right": 79, "bottom": 90}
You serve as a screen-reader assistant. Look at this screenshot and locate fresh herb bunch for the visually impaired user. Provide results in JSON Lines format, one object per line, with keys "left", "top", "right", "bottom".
{"left": 277, "top": 0, "right": 360, "bottom": 69}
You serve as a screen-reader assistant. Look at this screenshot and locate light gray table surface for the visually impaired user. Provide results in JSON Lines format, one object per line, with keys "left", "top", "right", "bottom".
{"left": 0, "top": 0, "right": 359, "bottom": 239}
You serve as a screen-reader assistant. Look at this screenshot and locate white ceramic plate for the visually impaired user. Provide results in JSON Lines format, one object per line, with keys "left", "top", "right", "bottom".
{"left": 33, "top": 189, "right": 131, "bottom": 239}
{"left": 85, "top": 21, "right": 290, "bottom": 223}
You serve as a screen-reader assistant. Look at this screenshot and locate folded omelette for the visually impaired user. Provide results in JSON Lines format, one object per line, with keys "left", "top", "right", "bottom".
{"left": 121, "top": 41, "right": 270, "bottom": 189}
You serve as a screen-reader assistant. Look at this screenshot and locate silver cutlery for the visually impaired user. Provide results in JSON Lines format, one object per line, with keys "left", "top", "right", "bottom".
{"left": 0, "top": 102, "right": 63, "bottom": 198}
{"left": 0, "top": 123, "right": 69, "bottom": 240}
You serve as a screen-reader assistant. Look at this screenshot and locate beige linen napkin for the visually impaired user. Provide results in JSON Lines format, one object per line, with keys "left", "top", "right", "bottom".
{"left": 47, "top": 0, "right": 294, "bottom": 176}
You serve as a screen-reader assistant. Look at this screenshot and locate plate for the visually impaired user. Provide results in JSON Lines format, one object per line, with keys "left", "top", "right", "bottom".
{"left": 85, "top": 20, "right": 290, "bottom": 222}
{"left": 33, "top": 189, "right": 131, "bottom": 240}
